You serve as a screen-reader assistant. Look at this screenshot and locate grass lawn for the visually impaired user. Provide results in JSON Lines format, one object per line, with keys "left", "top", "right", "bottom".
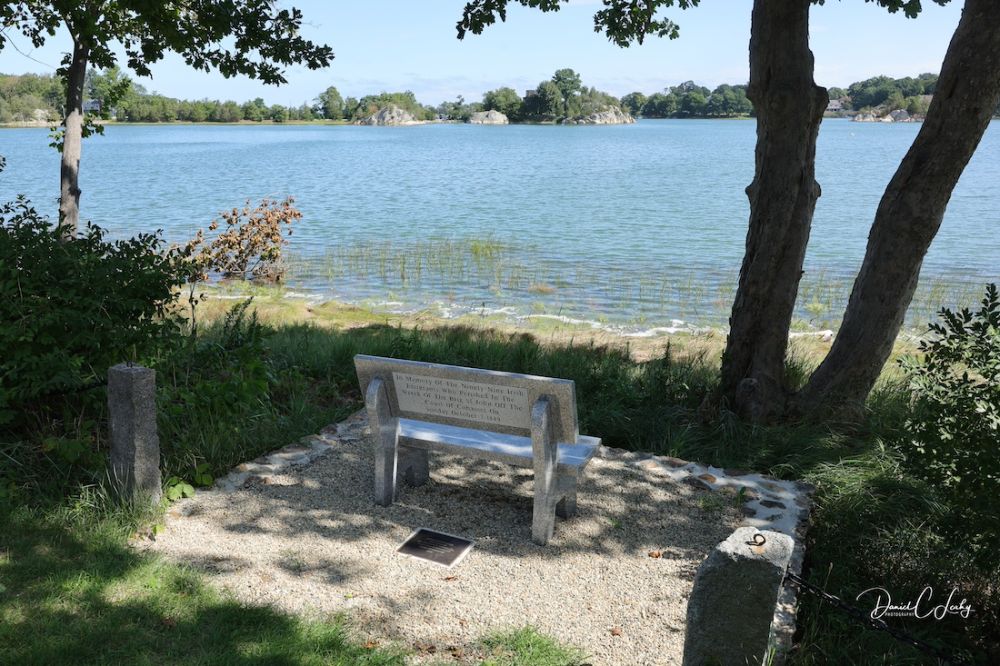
{"left": 0, "top": 508, "right": 407, "bottom": 665}
{"left": 2, "top": 290, "right": 995, "bottom": 664}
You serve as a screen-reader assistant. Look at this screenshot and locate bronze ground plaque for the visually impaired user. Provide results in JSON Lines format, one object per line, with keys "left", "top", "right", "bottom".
{"left": 397, "top": 528, "right": 474, "bottom": 568}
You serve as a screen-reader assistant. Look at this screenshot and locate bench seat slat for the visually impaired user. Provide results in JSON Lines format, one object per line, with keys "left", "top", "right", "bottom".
{"left": 397, "top": 419, "right": 599, "bottom": 476}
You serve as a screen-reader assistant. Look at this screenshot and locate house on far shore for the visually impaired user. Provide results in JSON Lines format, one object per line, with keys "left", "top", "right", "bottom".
{"left": 83, "top": 98, "right": 116, "bottom": 120}
{"left": 826, "top": 99, "right": 844, "bottom": 112}
{"left": 523, "top": 89, "right": 537, "bottom": 100}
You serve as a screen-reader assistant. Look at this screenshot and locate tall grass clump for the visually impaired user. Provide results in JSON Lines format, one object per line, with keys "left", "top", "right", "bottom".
{"left": 153, "top": 299, "right": 358, "bottom": 485}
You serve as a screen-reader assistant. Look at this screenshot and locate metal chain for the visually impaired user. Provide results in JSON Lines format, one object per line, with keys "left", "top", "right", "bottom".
{"left": 744, "top": 533, "right": 966, "bottom": 665}
{"left": 784, "top": 570, "right": 967, "bottom": 665}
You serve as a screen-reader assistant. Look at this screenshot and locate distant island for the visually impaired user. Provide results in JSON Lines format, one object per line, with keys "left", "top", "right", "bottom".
{"left": 825, "top": 73, "right": 936, "bottom": 123}
{"left": 2, "top": 68, "right": 997, "bottom": 127}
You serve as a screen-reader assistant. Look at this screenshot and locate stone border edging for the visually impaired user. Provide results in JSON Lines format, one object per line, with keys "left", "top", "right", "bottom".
{"left": 594, "top": 446, "right": 814, "bottom": 664}
{"left": 174, "top": 409, "right": 813, "bottom": 662}
{"left": 166, "top": 411, "right": 366, "bottom": 518}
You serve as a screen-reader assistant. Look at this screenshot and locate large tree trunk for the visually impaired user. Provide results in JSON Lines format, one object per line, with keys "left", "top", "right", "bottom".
{"left": 718, "top": 0, "right": 827, "bottom": 421}
{"left": 796, "top": 0, "right": 1000, "bottom": 417}
{"left": 59, "top": 38, "right": 88, "bottom": 237}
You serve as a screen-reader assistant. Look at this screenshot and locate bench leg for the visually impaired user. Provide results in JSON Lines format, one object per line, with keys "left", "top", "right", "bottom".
{"left": 366, "top": 377, "right": 399, "bottom": 506}
{"left": 533, "top": 492, "right": 558, "bottom": 545}
{"left": 556, "top": 475, "right": 577, "bottom": 518}
{"left": 399, "top": 446, "right": 430, "bottom": 486}
{"left": 374, "top": 438, "right": 397, "bottom": 506}
{"left": 531, "top": 397, "right": 558, "bottom": 545}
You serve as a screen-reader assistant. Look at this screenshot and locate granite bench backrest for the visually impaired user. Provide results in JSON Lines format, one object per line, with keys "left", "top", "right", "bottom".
{"left": 354, "top": 354, "right": 580, "bottom": 444}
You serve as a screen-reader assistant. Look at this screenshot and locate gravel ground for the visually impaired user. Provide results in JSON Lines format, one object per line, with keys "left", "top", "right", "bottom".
{"left": 142, "top": 420, "right": 740, "bottom": 665}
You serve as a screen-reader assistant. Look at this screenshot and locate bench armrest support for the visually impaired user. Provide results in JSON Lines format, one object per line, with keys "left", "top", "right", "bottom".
{"left": 367, "top": 377, "right": 400, "bottom": 506}
{"left": 531, "top": 396, "right": 558, "bottom": 545}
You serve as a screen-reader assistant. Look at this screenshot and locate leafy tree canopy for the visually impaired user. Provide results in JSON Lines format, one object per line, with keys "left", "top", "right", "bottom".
{"left": 482, "top": 86, "right": 522, "bottom": 118}
{"left": 551, "top": 68, "right": 582, "bottom": 98}
{"left": 316, "top": 86, "right": 345, "bottom": 120}
{"left": 0, "top": 1, "right": 333, "bottom": 84}
{"left": 847, "top": 73, "right": 938, "bottom": 109}
{"left": 620, "top": 91, "right": 647, "bottom": 116}
{"left": 457, "top": 0, "right": 951, "bottom": 47}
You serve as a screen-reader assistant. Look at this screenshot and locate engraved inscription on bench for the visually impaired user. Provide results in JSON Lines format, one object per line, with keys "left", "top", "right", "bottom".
{"left": 393, "top": 371, "right": 530, "bottom": 430}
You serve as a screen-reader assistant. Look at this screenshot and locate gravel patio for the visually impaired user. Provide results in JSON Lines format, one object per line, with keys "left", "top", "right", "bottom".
{"left": 142, "top": 413, "right": 741, "bottom": 665}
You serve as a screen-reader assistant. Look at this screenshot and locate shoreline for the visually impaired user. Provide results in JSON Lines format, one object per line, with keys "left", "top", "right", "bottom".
{"left": 0, "top": 116, "right": 764, "bottom": 129}
{"left": 193, "top": 284, "right": 925, "bottom": 365}
{"left": 7, "top": 115, "right": 965, "bottom": 129}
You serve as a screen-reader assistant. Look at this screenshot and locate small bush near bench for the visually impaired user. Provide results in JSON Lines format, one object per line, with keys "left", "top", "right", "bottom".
{"left": 900, "top": 283, "right": 1000, "bottom": 569}
{"left": 896, "top": 283, "right": 1000, "bottom": 656}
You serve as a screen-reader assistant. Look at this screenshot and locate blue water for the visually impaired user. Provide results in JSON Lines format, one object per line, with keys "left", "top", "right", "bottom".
{"left": 2, "top": 120, "right": 998, "bottom": 330}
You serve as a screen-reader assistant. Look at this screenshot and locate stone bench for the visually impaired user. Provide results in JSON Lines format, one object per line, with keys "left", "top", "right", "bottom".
{"left": 354, "top": 354, "right": 601, "bottom": 545}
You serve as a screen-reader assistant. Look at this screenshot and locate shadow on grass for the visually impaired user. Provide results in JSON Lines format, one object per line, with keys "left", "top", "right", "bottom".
{"left": 262, "top": 321, "right": 879, "bottom": 472}
{"left": 0, "top": 508, "right": 406, "bottom": 666}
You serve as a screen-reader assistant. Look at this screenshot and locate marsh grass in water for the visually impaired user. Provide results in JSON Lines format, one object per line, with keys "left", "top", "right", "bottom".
{"left": 279, "top": 239, "right": 992, "bottom": 332}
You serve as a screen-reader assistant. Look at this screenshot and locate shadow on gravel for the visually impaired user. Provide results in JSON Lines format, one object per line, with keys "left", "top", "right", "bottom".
{"left": 215, "top": 428, "right": 733, "bottom": 563}
{"left": 0, "top": 510, "right": 405, "bottom": 665}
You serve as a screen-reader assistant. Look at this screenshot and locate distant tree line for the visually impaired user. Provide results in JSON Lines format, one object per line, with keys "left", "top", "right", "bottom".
{"left": 620, "top": 81, "right": 754, "bottom": 118}
{"left": 0, "top": 68, "right": 323, "bottom": 123}
{"left": 0, "top": 72, "right": 63, "bottom": 122}
{"left": 0, "top": 67, "right": 623, "bottom": 124}
{"left": 327, "top": 90, "right": 438, "bottom": 122}
{"left": 475, "top": 69, "right": 623, "bottom": 122}
{"left": 323, "top": 69, "right": 623, "bottom": 123}
{"left": 829, "top": 73, "right": 939, "bottom": 115}
{"left": 3, "top": 67, "right": 998, "bottom": 125}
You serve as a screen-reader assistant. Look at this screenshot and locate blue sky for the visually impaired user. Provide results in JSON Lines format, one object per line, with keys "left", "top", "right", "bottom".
{"left": 0, "top": 0, "right": 963, "bottom": 106}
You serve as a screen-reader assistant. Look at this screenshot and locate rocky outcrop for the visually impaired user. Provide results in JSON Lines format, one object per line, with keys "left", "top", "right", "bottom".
{"left": 562, "top": 106, "right": 635, "bottom": 125}
{"left": 467, "top": 110, "right": 508, "bottom": 124}
{"left": 853, "top": 108, "right": 917, "bottom": 123}
{"left": 358, "top": 105, "right": 417, "bottom": 126}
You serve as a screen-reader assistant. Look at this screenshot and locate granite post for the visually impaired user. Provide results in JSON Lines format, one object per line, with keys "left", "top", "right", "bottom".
{"left": 108, "top": 363, "right": 161, "bottom": 505}
{"left": 682, "top": 527, "right": 794, "bottom": 666}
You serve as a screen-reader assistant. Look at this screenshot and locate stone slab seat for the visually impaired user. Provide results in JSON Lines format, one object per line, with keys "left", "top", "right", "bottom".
{"left": 354, "top": 354, "right": 601, "bottom": 545}
{"left": 397, "top": 419, "right": 600, "bottom": 474}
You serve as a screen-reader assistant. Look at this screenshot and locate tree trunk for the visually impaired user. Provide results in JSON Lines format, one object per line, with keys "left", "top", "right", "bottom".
{"left": 796, "top": 0, "right": 1000, "bottom": 417}
{"left": 59, "top": 38, "right": 88, "bottom": 237}
{"left": 718, "top": 0, "right": 827, "bottom": 421}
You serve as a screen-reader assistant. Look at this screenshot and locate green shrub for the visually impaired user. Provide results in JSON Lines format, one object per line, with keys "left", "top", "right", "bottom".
{"left": 0, "top": 197, "right": 190, "bottom": 426}
{"left": 159, "top": 300, "right": 269, "bottom": 425}
{"left": 900, "top": 283, "right": 1000, "bottom": 566}
{"left": 156, "top": 300, "right": 274, "bottom": 478}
